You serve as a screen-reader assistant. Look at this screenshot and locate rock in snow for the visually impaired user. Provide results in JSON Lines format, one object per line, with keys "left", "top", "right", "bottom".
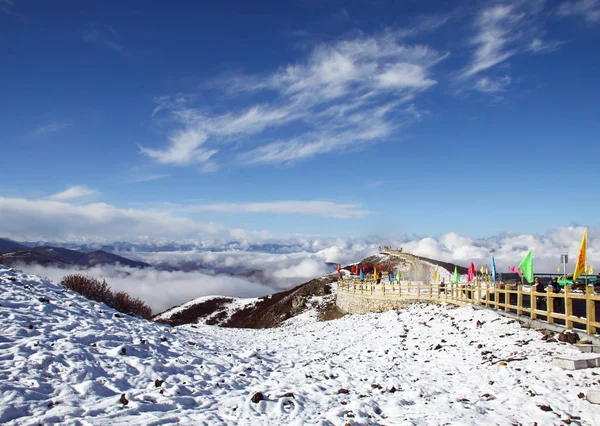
{"left": 1, "top": 265, "right": 600, "bottom": 425}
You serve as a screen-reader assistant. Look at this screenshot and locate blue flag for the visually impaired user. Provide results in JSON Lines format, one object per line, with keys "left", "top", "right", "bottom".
{"left": 359, "top": 268, "right": 364, "bottom": 281}
{"left": 491, "top": 256, "right": 497, "bottom": 284}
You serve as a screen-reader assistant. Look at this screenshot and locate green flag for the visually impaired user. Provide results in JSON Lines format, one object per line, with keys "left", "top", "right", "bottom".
{"left": 452, "top": 266, "right": 459, "bottom": 283}
{"left": 519, "top": 250, "right": 534, "bottom": 284}
{"left": 396, "top": 270, "right": 401, "bottom": 282}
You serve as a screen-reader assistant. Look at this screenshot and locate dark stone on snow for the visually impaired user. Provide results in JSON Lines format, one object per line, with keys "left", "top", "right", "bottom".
{"left": 558, "top": 331, "right": 579, "bottom": 344}
{"left": 279, "top": 392, "right": 295, "bottom": 398}
{"left": 251, "top": 392, "right": 264, "bottom": 403}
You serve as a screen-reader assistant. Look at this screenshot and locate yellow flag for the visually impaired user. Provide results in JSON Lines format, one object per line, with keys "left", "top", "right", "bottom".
{"left": 433, "top": 266, "right": 440, "bottom": 282}
{"left": 373, "top": 266, "right": 378, "bottom": 280}
{"left": 556, "top": 266, "right": 560, "bottom": 273}
{"left": 573, "top": 229, "right": 587, "bottom": 280}
{"left": 589, "top": 265, "right": 594, "bottom": 275}
{"left": 479, "top": 265, "right": 484, "bottom": 274}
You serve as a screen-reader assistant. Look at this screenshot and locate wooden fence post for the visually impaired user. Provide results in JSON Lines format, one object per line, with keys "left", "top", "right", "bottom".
{"left": 564, "top": 285, "right": 573, "bottom": 329}
{"left": 504, "top": 284, "right": 510, "bottom": 313}
{"left": 531, "top": 285, "right": 537, "bottom": 320}
{"left": 517, "top": 284, "right": 523, "bottom": 316}
{"left": 494, "top": 285, "right": 499, "bottom": 311}
{"left": 546, "top": 286, "right": 554, "bottom": 325}
{"left": 586, "top": 285, "right": 596, "bottom": 335}
{"left": 477, "top": 281, "right": 482, "bottom": 306}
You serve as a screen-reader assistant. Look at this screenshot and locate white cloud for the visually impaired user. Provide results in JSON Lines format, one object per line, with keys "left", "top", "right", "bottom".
{"left": 462, "top": 5, "right": 522, "bottom": 79}
{"left": 48, "top": 185, "right": 98, "bottom": 201}
{"left": 0, "top": 196, "right": 234, "bottom": 242}
{"left": 558, "top": 0, "right": 600, "bottom": 23}
{"left": 186, "top": 200, "right": 369, "bottom": 218}
{"left": 0, "top": 196, "right": 367, "bottom": 244}
{"left": 460, "top": 2, "right": 556, "bottom": 93}
{"left": 474, "top": 75, "right": 512, "bottom": 93}
{"left": 528, "top": 38, "right": 563, "bottom": 53}
{"left": 376, "top": 63, "right": 437, "bottom": 89}
{"left": 17, "top": 264, "right": 276, "bottom": 313}
{"left": 146, "top": 30, "right": 447, "bottom": 167}
{"left": 32, "top": 121, "right": 72, "bottom": 136}
{"left": 140, "top": 128, "right": 217, "bottom": 165}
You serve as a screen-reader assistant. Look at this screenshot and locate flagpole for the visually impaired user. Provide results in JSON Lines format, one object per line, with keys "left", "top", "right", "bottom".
{"left": 585, "top": 228, "right": 588, "bottom": 287}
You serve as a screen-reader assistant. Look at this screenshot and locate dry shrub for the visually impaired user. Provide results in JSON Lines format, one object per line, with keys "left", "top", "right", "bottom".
{"left": 112, "top": 291, "right": 152, "bottom": 319}
{"left": 61, "top": 274, "right": 111, "bottom": 303}
{"left": 60, "top": 274, "right": 152, "bottom": 319}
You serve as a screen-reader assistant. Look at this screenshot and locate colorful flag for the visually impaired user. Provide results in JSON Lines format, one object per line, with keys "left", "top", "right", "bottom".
{"left": 480, "top": 265, "right": 484, "bottom": 274}
{"left": 396, "top": 270, "right": 401, "bottom": 282}
{"left": 573, "top": 229, "right": 587, "bottom": 281}
{"left": 518, "top": 250, "right": 534, "bottom": 284}
{"left": 433, "top": 266, "right": 440, "bottom": 282}
{"left": 467, "top": 263, "right": 476, "bottom": 282}
{"left": 373, "top": 266, "right": 378, "bottom": 281}
{"left": 452, "top": 266, "right": 459, "bottom": 284}
{"left": 359, "top": 268, "right": 364, "bottom": 281}
{"left": 556, "top": 266, "right": 560, "bottom": 273}
{"left": 337, "top": 264, "right": 341, "bottom": 273}
{"left": 589, "top": 265, "right": 594, "bottom": 275}
{"left": 485, "top": 265, "right": 489, "bottom": 275}
{"left": 491, "top": 257, "right": 497, "bottom": 283}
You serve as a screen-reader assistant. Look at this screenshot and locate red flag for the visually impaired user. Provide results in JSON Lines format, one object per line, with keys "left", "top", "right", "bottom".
{"left": 337, "top": 264, "right": 341, "bottom": 273}
{"left": 467, "top": 263, "right": 476, "bottom": 282}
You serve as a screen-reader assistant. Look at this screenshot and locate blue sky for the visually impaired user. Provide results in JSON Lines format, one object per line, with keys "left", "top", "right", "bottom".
{"left": 1, "top": 0, "right": 600, "bottom": 242}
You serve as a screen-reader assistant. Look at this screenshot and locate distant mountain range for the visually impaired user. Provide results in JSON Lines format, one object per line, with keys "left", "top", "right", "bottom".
{"left": 0, "top": 238, "right": 150, "bottom": 269}
{"left": 1, "top": 239, "right": 307, "bottom": 254}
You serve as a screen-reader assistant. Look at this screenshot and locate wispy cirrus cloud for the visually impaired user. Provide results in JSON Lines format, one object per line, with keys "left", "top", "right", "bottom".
{"left": 558, "top": 0, "right": 600, "bottom": 23}
{"left": 83, "top": 23, "right": 131, "bottom": 57}
{"left": 186, "top": 200, "right": 369, "bottom": 219}
{"left": 32, "top": 121, "right": 72, "bottom": 136}
{"left": 460, "top": 1, "right": 560, "bottom": 93}
{"left": 142, "top": 30, "right": 447, "bottom": 168}
{"left": 139, "top": 128, "right": 217, "bottom": 165}
{"left": 48, "top": 185, "right": 98, "bottom": 201}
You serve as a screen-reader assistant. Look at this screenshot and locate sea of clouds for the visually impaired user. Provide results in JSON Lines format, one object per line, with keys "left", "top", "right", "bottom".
{"left": 14, "top": 226, "right": 599, "bottom": 314}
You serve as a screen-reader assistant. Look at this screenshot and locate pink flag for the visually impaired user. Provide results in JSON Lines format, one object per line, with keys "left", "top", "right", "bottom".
{"left": 467, "top": 262, "right": 476, "bottom": 282}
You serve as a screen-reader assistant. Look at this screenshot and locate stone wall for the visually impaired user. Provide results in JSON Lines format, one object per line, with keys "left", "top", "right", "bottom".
{"left": 336, "top": 291, "right": 415, "bottom": 314}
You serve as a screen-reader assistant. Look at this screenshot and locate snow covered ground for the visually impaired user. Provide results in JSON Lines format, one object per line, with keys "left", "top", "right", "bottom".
{"left": 1, "top": 265, "right": 600, "bottom": 425}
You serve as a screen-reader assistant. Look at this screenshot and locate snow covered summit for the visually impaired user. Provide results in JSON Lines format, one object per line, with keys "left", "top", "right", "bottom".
{"left": 1, "top": 265, "right": 599, "bottom": 425}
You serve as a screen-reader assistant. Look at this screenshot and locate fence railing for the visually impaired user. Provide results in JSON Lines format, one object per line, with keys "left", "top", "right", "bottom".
{"left": 337, "top": 280, "right": 600, "bottom": 335}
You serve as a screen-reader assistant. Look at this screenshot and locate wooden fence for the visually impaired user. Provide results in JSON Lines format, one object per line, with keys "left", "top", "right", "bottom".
{"left": 337, "top": 280, "right": 600, "bottom": 335}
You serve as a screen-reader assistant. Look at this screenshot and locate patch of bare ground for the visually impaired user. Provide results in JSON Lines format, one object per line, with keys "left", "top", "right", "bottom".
{"left": 318, "top": 301, "right": 345, "bottom": 321}
{"left": 221, "top": 275, "right": 337, "bottom": 329}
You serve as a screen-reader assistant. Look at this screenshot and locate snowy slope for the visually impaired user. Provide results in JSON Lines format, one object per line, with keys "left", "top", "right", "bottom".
{"left": 153, "top": 294, "right": 260, "bottom": 325}
{"left": 1, "top": 265, "right": 600, "bottom": 425}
